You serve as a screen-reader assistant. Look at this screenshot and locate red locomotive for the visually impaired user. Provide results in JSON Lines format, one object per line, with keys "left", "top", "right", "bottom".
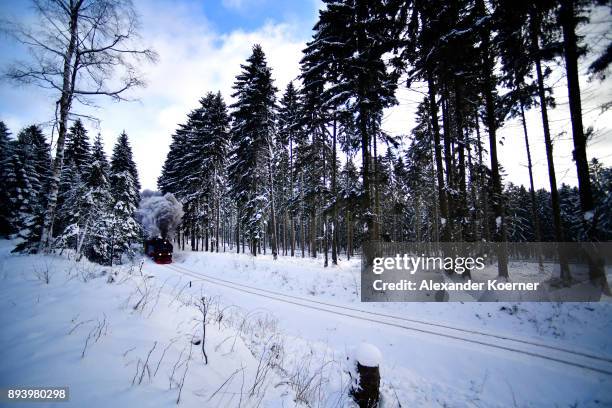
{"left": 144, "top": 237, "right": 173, "bottom": 264}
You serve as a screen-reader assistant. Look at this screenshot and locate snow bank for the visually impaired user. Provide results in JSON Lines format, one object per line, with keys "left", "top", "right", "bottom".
{"left": 0, "top": 240, "right": 291, "bottom": 407}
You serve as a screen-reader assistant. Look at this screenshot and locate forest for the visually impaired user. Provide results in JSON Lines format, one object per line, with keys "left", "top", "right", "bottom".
{"left": 1, "top": 0, "right": 611, "bottom": 283}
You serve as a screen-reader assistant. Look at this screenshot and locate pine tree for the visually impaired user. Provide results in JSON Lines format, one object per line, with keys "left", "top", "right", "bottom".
{"left": 339, "top": 157, "right": 361, "bottom": 258}
{"left": 228, "top": 45, "right": 278, "bottom": 257}
{"left": 65, "top": 119, "right": 92, "bottom": 174}
{"left": 208, "top": 92, "right": 231, "bottom": 252}
{"left": 56, "top": 119, "right": 93, "bottom": 245}
{"left": 11, "top": 125, "right": 51, "bottom": 253}
{"left": 55, "top": 130, "right": 113, "bottom": 261}
{"left": 0, "top": 121, "right": 15, "bottom": 236}
{"left": 109, "top": 131, "right": 141, "bottom": 264}
{"left": 84, "top": 134, "right": 114, "bottom": 263}
{"left": 302, "top": 0, "right": 403, "bottom": 241}
{"left": 475, "top": 0, "right": 509, "bottom": 277}
{"left": 159, "top": 118, "right": 193, "bottom": 250}
{"left": 278, "top": 82, "right": 302, "bottom": 257}
{"left": 495, "top": 0, "right": 569, "bottom": 277}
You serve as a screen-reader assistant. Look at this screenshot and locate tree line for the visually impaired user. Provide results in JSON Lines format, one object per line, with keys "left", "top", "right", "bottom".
{"left": 158, "top": 0, "right": 611, "bottom": 289}
{"left": 0, "top": 120, "right": 142, "bottom": 265}
{"left": 1, "top": 0, "right": 610, "bottom": 289}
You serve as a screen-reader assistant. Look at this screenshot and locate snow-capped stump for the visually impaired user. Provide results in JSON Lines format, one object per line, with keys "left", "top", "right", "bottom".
{"left": 349, "top": 343, "right": 381, "bottom": 407}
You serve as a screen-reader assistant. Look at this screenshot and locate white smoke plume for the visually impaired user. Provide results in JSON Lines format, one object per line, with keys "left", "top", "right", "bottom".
{"left": 137, "top": 191, "right": 184, "bottom": 239}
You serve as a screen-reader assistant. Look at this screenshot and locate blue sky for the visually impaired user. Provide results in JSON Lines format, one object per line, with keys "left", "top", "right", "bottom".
{"left": 198, "top": 0, "right": 319, "bottom": 32}
{"left": 0, "top": 0, "right": 610, "bottom": 191}
{"left": 0, "top": 0, "right": 321, "bottom": 189}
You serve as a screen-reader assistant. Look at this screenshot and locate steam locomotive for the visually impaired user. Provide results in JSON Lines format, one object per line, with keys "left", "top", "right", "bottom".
{"left": 144, "top": 237, "right": 173, "bottom": 264}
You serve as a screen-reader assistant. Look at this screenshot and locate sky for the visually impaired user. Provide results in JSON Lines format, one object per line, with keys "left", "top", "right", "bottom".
{"left": 0, "top": 0, "right": 610, "bottom": 192}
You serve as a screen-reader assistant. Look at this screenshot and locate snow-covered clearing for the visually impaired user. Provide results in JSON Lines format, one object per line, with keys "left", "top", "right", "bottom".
{"left": 1, "top": 240, "right": 611, "bottom": 407}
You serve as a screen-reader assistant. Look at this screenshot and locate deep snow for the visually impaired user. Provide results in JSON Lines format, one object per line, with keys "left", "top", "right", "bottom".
{"left": 0, "top": 240, "right": 611, "bottom": 407}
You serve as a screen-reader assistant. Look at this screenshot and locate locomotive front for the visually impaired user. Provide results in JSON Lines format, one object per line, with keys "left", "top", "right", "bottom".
{"left": 144, "top": 238, "right": 173, "bottom": 264}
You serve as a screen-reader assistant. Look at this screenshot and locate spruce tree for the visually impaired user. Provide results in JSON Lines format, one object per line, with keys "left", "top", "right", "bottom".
{"left": 0, "top": 122, "right": 14, "bottom": 236}
{"left": 109, "top": 131, "right": 141, "bottom": 264}
{"left": 228, "top": 45, "right": 278, "bottom": 257}
{"left": 56, "top": 119, "right": 93, "bottom": 245}
{"left": 65, "top": 119, "right": 92, "bottom": 174}
{"left": 278, "top": 82, "right": 302, "bottom": 257}
{"left": 11, "top": 125, "right": 51, "bottom": 253}
{"left": 84, "top": 134, "right": 114, "bottom": 263}
{"left": 302, "top": 0, "right": 403, "bottom": 241}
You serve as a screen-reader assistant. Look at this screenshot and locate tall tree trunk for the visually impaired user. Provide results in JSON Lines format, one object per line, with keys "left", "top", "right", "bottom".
{"left": 347, "top": 210, "right": 352, "bottom": 260}
{"left": 430, "top": 136, "right": 441, "bottom": 242}
{"left": 236, "top": 207, "right": 241, "bottom": 254}
{"left": 290, "top": 134, "right": 296, "bottom": 257}
{"left": 559, "top": 0, "right": 609, "bottom": 293}
{"left": 300, "top": 172, "right": 306, "bottom": 258}
{"left": 484, "top": 83, "right": 509, "bottom": 278}
{"left": 520, "top": 102, "right": 544, "bottom": 270}
{"left": 373, "top": 128, "right": 380, "bottom": 241}
{"left": 475, "top": 115, "right": 490, "bottom": 241}
{"left": 559, "top": 0, "right": 594, "bottom": 232}
{"left": 310, "top": 209, "right": 317, "bottom": 258}
{"left": 191, "top": 227, "right": 196, "bottom": 252}
{"left": 39, "top": 3, "right": 81, "bottom": 252}
{"left": 216, "top": 202, "right": 220, "bottom": 253}
{"left": 530, "top": 17, "right": 571, "bottom": 281}
{"left": 324, "top": 220, "right": 329, "bottom": 267}
{"left": 283, "top": 211, "right": 288, "bottom": 256}
{"left": 426, "top": 70, "right": 450, "bottom": 242}
{"left": 519, "top": 105, "right": 542, "bottom": 236}
{"left": 358, "top": 109, "right": 373, "bottom": 240}
{"left": 332, "top": 117, "right": 338, "bottom": 264}
{"left": 454, "top": 81, "right": 467, "bottom": 240}
{"left": 478, "top": 5, "right": 509, "bottom": 277}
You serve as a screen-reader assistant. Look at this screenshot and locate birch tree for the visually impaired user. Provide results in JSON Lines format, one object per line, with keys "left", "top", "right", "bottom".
{"left": 4, "top": 0, "right": 156, "bottom": 252}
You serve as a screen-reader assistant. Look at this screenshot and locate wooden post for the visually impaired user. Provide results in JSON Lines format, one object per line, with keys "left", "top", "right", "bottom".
{"left": 350, "top": 344, "right": 381, "bottom": 407}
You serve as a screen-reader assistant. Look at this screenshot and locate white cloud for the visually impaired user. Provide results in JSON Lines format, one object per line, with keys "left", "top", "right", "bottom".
{"left": 77, "top": 2, "right": 306, "bottom": 190}
{"left": 113, "top": 14, "right": 305, "bottom": 190}
{"left": 221, "top": 0, "right": 265, "bottom": 12}
{"left": 1, "top": 0, "right": 307, "bottom": 190}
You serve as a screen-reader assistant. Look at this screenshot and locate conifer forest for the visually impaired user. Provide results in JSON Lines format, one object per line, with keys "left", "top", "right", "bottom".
{"left": 3, "top": 0, "right": 610, "bottom": 280}
{"left": 1, "top": 1, "right": 612, "bottom": 407}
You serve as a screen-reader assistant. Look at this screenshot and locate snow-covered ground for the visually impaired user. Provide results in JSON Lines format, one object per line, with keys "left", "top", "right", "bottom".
{"left": 1, "top": 240, "right": 611, "bottom": 407}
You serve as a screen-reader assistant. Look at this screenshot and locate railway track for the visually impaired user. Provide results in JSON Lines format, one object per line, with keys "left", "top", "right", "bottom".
{"left": 162, "top": 262, "right": 612, "bottom": 377}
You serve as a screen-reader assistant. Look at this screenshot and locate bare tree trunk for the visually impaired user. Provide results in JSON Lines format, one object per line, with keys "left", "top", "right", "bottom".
{"left": 300, "top": 172, "right": 305, "bottom": 258}
{"left": 373, "top": 128, "right": 380, "bottom": 241}
{"left": 475, "top": 115, "right": 490, "bottom": 241}
{"left": 559, "top": 0, "right": 609, "bottom": 293}
{"left": 215, "top": 170, "right": 220, "bottom": 253}
{"left": 520, "top": 102, "right": 543, "bottom": 270}
{"left": 236, "top": 207, "right": 241, "bottom": 254}
{"left": 291, "top": 216, "right": 295, "bottom": 257}
{"left": 281, "top": 211, "right": 286, "bottom": 256}
{"left": 39, "top": 4, "right": 81, "bottom": 252}
{"left": 442, "top": 86, "right": 455, "bottom": 240}
{"left": 289, "top": 133, "right": 295, "bottom": 257}
{"left": 530, "top": 19, "right": 571, "bottom": 281}
{"left": 310, "top": 210, "right": 317, "bottom": 258}
{"left": 426, "top": 70, "right": 450, "bottom": 242}
{"left": 332, "top": 117, "right": 338, "bottom": 264}
{"left": 454, "top": 81, "right": 467, "bottom": 241}
{"left": 478, "top": 0, "right": 508, "bottom": 277}
{"left": 267, "top": 154, "right": 278, "bottom": 259}
{"left": 324, "top": 220, "right": 329, "bottom": 267}
{"left": 358, "top": 110, "right": 373, "bottom": 240}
